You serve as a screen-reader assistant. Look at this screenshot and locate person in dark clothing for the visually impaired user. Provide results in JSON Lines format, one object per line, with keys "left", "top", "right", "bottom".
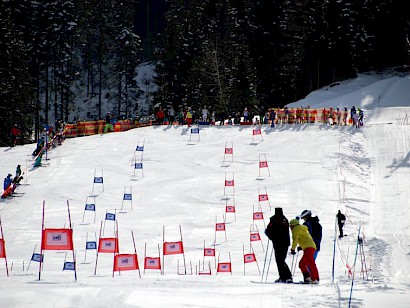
{"left": 104, "top": 112, "right": 113, "bottom": 133}
{"left": 265, "top": 207, "right": 293, "bottom": 283}
{"left": 337, "top": 210, "right": 346, "bottom": 238}
{"left": 300, "top": 210, "right": 322, "bottom": 260}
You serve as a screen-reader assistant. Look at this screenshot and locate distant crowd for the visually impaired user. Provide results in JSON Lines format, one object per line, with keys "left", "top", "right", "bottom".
{"left": 152, "top": 105, "right": 365, "bottom": 128}
{"left": 2, "top": 121, "right": 66, "bottom": 198}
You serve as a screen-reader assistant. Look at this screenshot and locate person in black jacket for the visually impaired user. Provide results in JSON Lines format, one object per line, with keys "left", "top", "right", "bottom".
{"left": 300, "top": 210, "right": 322, "bottom": 260}
{"left": 265, "top": 207, "right": 293, "bottom": 283}
{"left": 337, "top": 210, "right": 346, "bottom": 238}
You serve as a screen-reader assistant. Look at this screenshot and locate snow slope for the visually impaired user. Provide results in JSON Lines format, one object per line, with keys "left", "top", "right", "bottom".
{"left": 0, "top": 73, "right": 410, "bottom": 307}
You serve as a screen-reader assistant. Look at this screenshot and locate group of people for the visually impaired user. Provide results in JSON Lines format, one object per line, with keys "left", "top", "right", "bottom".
{"left": 2, "top": 165, "right": 23, "bottom": 198}
{"left": 265, "top": 207, "right": 346, "bottom": 284}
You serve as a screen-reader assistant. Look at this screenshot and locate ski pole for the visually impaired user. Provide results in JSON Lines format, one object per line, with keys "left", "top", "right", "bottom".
{"left": 260, "top": 239, "right": 270, "bottom": 282}
{"left": 264, "top": 244, "right": 275, "bottom": 283}
{"left": 292, "top": 250, "right": 300, "bottom": 277}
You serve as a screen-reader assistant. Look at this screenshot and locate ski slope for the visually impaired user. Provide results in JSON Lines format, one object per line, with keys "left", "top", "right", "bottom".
{"left": 1, "top": 73, "right": 410, "bottom": 307}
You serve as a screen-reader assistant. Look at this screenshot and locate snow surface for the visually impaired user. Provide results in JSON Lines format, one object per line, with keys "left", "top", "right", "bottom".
{"left": 1, "top": 73, "right": 410, "bottom": 307}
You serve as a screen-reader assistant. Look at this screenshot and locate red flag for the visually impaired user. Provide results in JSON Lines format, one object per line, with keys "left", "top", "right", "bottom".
{"left": 250, "top": 232, "right": 261, "bottom": 242}
{"left": 225, "top": 148, "right": 233, "bottom": 154}
{"left": 144, "top": 257, "right": 161, "bottom": 270}
{"left": 258, "top": 194, "right": 269, "bottom": 201}
{"left": 41, "top": 229, "right": 74, "bottom": 251}
{"left": 253, "top": 212, "right": 264, "bottom": 220}
{"left": 225, "top": 205, "right": 235, "bottom": 213}
{"left": 244, "top": 253, "right": 257, "bottom": 263}
{"left": 225, "top": 180, "right": 234, "bottom": 187}
{"left": 204, "top": 248, "right": 215, "bottom": 257}
{"left": 98, "top": 238, "right": 119, "bottom": 253}
{"left": 253, "top": 129, "right": 261, "bottom": 135}
{"left": 163, "top": 241, "right": 184, "bottom": 255}
{"left": 113, "top": 254, "right": 139, "bottom": 271}
{"left": 217, "top": 262, "right": 232, "bottom": 273}
{"left": 259, "top": 161, "right": 268, "bottom": 168}
{"left": 215, "top": 223, "right": 226, "bottom": 231}
{"left": 0, "top": 239, "right": 6, "bottom": 258}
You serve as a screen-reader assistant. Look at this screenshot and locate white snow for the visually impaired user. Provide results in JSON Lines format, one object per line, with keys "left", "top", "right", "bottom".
{"left": 1, "top": 72, "right": 410, "bottom": 307}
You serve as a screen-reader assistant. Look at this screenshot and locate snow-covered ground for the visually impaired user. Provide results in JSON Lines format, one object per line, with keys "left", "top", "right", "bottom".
{"left": 1, "top": 73, "right": 410, "bottom": 307}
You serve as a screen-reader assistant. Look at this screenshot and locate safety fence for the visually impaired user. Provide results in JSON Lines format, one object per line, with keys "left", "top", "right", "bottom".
{"left": 63, "top": 120, "right": 151, "bottom": 138}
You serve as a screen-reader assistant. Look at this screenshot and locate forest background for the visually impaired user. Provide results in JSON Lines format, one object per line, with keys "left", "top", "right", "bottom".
{"left": 0, "top": 0, "right": 409, "bottom": 143}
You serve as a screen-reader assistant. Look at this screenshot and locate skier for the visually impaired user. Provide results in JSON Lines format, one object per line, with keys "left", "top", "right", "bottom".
{"left": 337, "top": 210, "right": 346, "bottom": 238}
{"left": 4, "top": 174, "right": 13, "bottom": 190}
{"left": 265, "top": 208, "right": 293, "bottom": 283}
{"left": 289, "top": 219, "right": 320, "bottom": 284}
{"left": 299, "top": 210, "right": 322, "bottom": 260}
{"left": 16, "top": 165, "right": 22, "bottom": 177}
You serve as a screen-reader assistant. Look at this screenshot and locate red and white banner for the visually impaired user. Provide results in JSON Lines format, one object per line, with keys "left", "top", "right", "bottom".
{"left": 259, "top": 161, "right": 268, "bottom": 168}
{"left": 250, "top": 232, "right": 261, "bottom": 242}
{"left": 225, "top": 180, "right": 234, "bottom": 187}
{"left": 144, "top": 257, "right": 161, "bottom": 270}
{"left": 0, "top": 239, "right": 5, "bottom": 258}
{"left": 41, "top": 229, "right": 74, "bottom": 251}
{"left": 253, "top": 212, "right": 264, "bottom": 220}
{"left": 113, "top": 254, "right": 139, "bottom": 271}
{"left": 225, "top": 148, "right": 233, "bottom": 154}
{"left": 244, "top": 253, "right": 257, "bottom": 263}
{"left": 225, "top": 206, "right": 235, "bottom": 213}
{"left": 215, "top": 223, "right": 226, "bottom": 231}
{"left": 253, "top": 129, "right": 261, "bottom": 135}
{"left": 217, "top": 262, "right": 232, "bottom": 273}
{"left": 258, "top": 194, "right": 269, "bottom": 201}
{"left": 163, "top": 241, "right": 184, "bottom": 255}
{"left": 204, "top": 248, "right": 215, "bottom": 257}
{"left": 98, "top": 238, "right": 119, "bottom": 253}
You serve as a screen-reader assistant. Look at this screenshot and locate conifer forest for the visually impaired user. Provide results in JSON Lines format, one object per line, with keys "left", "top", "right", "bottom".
{"left": 0, "top": 0, "right": 409, "bottom": 143}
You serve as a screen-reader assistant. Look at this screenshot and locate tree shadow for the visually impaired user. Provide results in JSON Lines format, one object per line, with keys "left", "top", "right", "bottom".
{"left": 385, "top": 150, "right": 410, "bottom": 178}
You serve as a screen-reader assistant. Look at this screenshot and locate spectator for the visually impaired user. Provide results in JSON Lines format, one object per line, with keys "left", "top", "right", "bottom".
{"left": 11, "top": 124, "right": 20, "bottom": 146}
{"left": 104, "top": 112, "right": 113, "bottom": 133}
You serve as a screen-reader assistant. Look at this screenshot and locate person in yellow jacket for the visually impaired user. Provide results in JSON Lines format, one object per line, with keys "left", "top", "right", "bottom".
{"left": 185, "top": 108, "right": 193, "bottom": 127}
{"left": 289, "top": 219, "right": 319, "bottom": 283}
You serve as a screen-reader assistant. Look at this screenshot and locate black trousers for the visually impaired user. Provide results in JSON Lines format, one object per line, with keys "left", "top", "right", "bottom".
{"left": 274, "top": 246, "right": 292, "bottom": 280}
{"left": 338, "top": 223, "right": 344, "bottom": 236}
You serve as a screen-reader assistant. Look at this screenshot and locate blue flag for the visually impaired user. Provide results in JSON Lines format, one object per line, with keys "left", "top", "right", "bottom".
{"left": 136, "top": 145, "right": 144, "bottom": 151}
{"left": 31, "top": 253, "right": 43, "bottom": 262}
{"left": 94, "top": 177, "right": 103, "bottom": 184}
{"left": 123, "top": 193, "right": 132, "bottom": 201}
{"left": 86, "top": 241, "right": 97, "bottom": 250}
{"left": 105, "top": 213, "right": 116, "bottom": 221}
{"left": 135, "top": 163, "right": 143, "bottom": 169}
{"left": 191, "top": 128, "right": 200, "bottom": 134}
{"left": 84, "top": 203, "right": 96, "bottom": 211}
{"left": 63, "top": 262, "right": 75, "bottom": 271}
